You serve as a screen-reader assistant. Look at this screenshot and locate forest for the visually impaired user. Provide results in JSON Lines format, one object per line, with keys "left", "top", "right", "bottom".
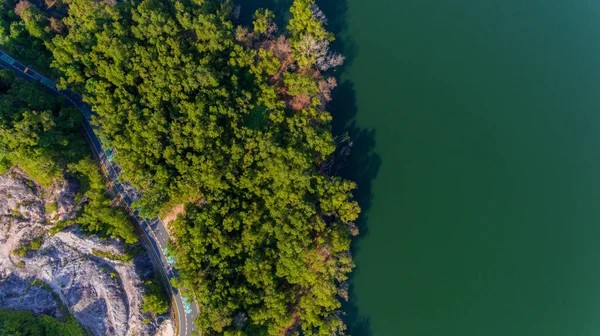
{"left": 0, "top": 309, "right": 85, "bottom": 336}
{"left": 1, "top": 0, "right": 360, "bottom": 334}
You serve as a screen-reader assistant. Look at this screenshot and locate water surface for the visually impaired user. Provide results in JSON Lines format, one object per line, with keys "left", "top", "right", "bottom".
{"left": 333, "top": 0, "right": 600, "bottom": 335}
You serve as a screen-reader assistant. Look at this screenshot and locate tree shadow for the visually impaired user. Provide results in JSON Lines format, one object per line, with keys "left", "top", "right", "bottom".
{"left": 132, "top": 244, "right": 155, "bottom": 280}
{"left": 330, "top": 81, "right": 379, "bottom": 336}
{"left": 320, "top": 1, "right": 379, "bottom": 334}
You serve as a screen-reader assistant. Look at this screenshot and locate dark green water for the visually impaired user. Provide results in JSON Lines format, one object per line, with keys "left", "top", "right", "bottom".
{"left": 244, "top": 0, "right": 600, "bottom": 335}
{"left": 333, "top": 0, "right": 600, "bottom": 335}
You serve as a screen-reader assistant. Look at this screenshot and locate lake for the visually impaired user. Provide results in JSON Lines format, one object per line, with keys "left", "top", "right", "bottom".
{"left": 243, "top": 0, "right": 600, "bottom": 335}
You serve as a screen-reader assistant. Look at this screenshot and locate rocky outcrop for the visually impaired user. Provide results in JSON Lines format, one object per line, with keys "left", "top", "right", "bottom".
{"left": 0, "top": 274, "right": 65, "bottom": 318}
{"left": 0, "top": 168, "right": 172, "bottom": 335}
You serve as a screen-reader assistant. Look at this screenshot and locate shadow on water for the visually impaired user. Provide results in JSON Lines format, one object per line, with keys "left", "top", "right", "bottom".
{"left": 330, "top": 82, "right": 379, "bottom": 336}
{"left": 240, "top": 1, "right": 380, "bottom": 334}
{"left": 320, "top": 1, "right": 380, "bottom": 335}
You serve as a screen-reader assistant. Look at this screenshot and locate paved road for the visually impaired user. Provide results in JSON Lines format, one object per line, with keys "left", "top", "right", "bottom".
{"left": 0, "top": 50, "right": 199, "bottom": 336}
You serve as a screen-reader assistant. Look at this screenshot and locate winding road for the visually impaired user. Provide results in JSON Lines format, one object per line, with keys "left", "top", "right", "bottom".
{"left": 0, "top": 50, "right": 199, "bottom": 336}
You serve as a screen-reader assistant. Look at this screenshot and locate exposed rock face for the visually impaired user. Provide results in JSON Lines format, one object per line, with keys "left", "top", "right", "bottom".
{"left": 0, "top": 274, "right": 64, "bottom": 317}
{"left": 0, "top": 169, "right": 172, "bottom": 335}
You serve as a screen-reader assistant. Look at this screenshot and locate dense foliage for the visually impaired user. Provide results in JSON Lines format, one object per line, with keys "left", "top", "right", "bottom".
{"left": 65, "top": 157, "right": 138, "bottom": 243}
{"left": 0, "top": 0, "right": 60, "bottom": 74}
{"left": 0, "top": 70, "right": 137, "bottom": 243}
{"left": 0, "top": 70, "right": 84, "bottom": 183}
{"left": 0, "top": 309, "right": 85, "bottom": 336}
{"left": 142, "top": 276, "right": 170, "bottom": 315}
{"left": 3, "top": 0, "right": 359, "bottom": 333}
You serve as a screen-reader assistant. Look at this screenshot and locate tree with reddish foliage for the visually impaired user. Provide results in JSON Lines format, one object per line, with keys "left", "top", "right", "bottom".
{"left": 14, "top": 0, "right": 32, "bottom": 17}
{"left": 49, "top": 17, "right": 63, "bottom": 32}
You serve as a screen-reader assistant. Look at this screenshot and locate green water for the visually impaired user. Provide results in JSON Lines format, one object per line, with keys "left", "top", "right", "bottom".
{"left": 240, "top": 0, "right": 600, "bottom": 334}
{"left": 332, "top": 0, "right": 600, "bottom": 335}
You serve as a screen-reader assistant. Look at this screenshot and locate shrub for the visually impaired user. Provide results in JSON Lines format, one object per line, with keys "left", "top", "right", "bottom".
{"left": 12, "top": 246, "right": 29, "bottom": 257}
{"left": 45, "top": 202, "right": 58, "bottom": 214}
{"left": 142, "top": 278, "right": 169, "bottom": 315}
{"left": 11, "top": 209, "right": 23, "bottom": 218}
{"left": 91, "top": 245, "right": 144, "bottom": 263}
{"left": 29, "top": 279, "right": 43, "bottom": 286}
{"left": 30, "top": 237, "right": 42, "bottom": 250}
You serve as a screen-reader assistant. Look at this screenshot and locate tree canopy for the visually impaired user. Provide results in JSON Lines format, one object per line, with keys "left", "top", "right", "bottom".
{"left": 0, "top": 309, "right": 85, "bottom": 336}
{"left": 0, "top": 0, "right": 61, "bottom": 74}
{"left": 3, "top": 0, "right": 360, "bottom": 333}
{"left": 142, "top": 276, "right": 170, "bottom": 315}
{"left": 0, "top": 69, "right": 84, "bottom": 184}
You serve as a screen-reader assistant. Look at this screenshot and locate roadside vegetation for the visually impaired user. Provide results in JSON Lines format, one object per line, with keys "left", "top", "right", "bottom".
{"left": 0, "top": 70, "right": 137, "bottom": 243}
{"left": 91, "top": 245, "right": 145, "bottom": 263}
{"left": 55, "top": 157, "right": 138, "bottom": 243}
{"left": 1, "top": 0, "right": 359, "bottom": 333}
{"left": 142, "top": 275, "right": 170, "bottom": 316}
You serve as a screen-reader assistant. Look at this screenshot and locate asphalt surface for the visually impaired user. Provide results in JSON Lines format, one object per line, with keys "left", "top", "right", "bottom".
{"left": 0, "top": 50, "right": 199, "bottom": 336}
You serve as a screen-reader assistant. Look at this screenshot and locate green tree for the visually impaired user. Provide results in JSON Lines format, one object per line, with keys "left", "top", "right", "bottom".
{"left": 0, "top": 70, "right": 85, "bottom": 186}
{"left": 0, "top": 309, "right": 85, "bottom": 336}
{"left": 67, "top": 157, "right": 138, "bottom": 244}
{"left": 0, "top": 0, "right": 59, "bottom": 74}
{"left": 142, "top": 278, "right": 169, "bottom": 315}
{"left": 252, "top": 8, "right": 274, "bottom": 35}
{"left": 49, "top": 0, "right": 359, "bottom": 333}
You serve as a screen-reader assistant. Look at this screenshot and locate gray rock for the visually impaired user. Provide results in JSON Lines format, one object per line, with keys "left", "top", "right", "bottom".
{"left": 0, "top": 274, "right": 63, "bottom": 318}
{"left": 0, "top": 168, "right": 172, "bottom": 336}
